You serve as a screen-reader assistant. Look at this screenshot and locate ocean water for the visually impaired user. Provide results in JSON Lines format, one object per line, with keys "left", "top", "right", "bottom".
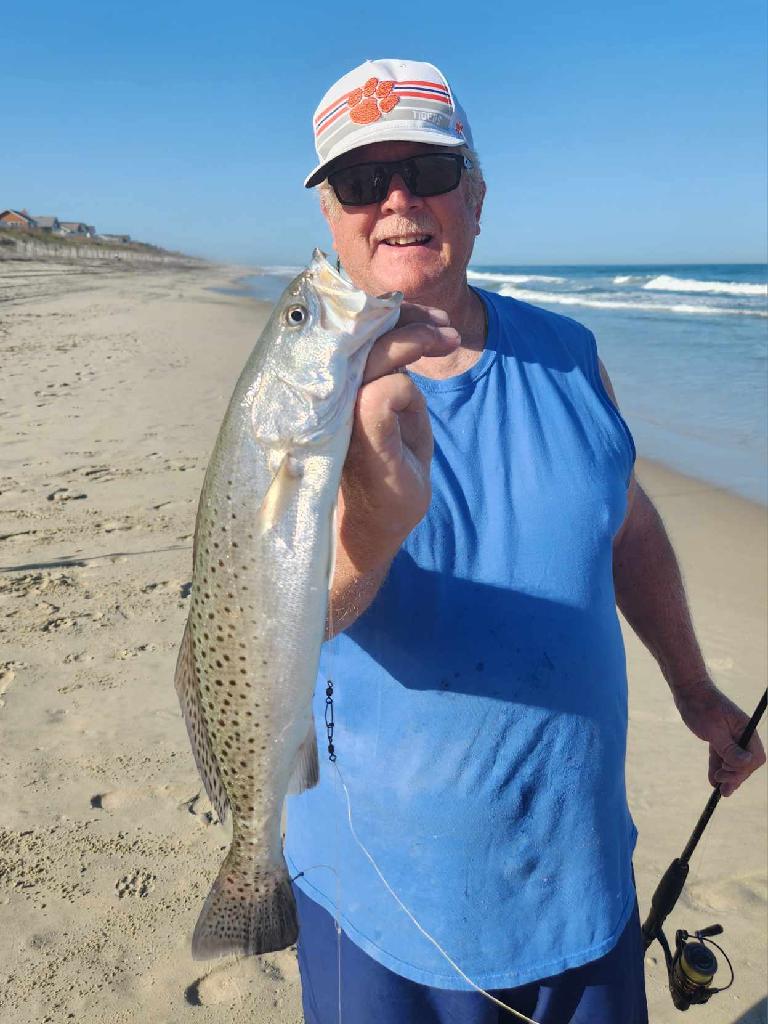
{"left": 241, "top": 263, "right": 768, "bottom": 505}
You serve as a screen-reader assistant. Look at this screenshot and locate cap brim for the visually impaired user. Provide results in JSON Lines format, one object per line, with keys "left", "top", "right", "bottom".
{"left": 303, "top": 126, "right": 466, "bottom": 188}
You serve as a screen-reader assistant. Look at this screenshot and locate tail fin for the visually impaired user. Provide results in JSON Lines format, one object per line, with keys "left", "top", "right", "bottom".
{"left": 191, "top": 850, "right": 298, "bottom": 959}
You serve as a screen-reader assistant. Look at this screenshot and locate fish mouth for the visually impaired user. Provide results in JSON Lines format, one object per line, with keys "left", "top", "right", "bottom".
{"left": 309, "top": 249, "right": 402, "bottom": 311}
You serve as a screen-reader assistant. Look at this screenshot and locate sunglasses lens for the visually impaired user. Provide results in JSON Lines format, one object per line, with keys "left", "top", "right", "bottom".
{"left": 406, "top": 155, "right": 462, "bottom": 196}
{"left": 329, "top": 165, "right": 383, "bottom": 205}
{"left": 329, "top": 155, "right": 464, "bottom": 206}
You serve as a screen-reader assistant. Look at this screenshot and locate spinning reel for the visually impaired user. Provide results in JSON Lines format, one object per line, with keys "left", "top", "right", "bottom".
{"left": 641, "top": 690, "right": 765, "bottom": 1012}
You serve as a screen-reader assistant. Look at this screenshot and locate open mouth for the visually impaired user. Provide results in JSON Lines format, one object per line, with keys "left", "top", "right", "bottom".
{"left": 381, "top": 235, "right": 433, "bottom": 247}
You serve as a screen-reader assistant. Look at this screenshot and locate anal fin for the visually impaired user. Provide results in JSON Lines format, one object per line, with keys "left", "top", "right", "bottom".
{"left": 288, "top": 723, "right": 319, "bottom": 795}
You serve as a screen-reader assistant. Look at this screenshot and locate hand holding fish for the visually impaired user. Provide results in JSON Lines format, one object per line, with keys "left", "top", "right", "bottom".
{"left": 338, "top": 303, "right": 460, "bottom": 572}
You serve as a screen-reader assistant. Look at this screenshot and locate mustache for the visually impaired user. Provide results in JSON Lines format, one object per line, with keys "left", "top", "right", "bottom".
{"left": 374, "top": 219, "right": 435, "bottom": 242}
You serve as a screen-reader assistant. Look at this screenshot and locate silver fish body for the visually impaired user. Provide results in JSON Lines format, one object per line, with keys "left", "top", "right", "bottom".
{"left": 175, "top": 250, "right": 401, "bottom": 958}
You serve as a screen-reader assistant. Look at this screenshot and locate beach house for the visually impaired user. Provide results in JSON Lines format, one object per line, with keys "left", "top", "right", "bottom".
{"left": 0, "top": 209, "right": 37, "bottom": 229}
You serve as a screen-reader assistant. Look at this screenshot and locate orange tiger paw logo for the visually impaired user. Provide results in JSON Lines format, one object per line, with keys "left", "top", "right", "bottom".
{"left": 347, "top": 78, "right": 399, "bottom": 124}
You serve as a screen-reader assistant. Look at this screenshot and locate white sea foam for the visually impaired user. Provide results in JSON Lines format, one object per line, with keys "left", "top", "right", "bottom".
{"left": 498, "top": 285, "right": 768, "bottom": 318}
{"left": 613, "top": 274, "right": 642, "bottom": 284}
{"left": 643, "top": 274, "right": 767, "bottom": 297}
{"left": 256, "top": 265, "right": 303, "bottom": 276}
{"left": 468, "top": 270, "right": 565, "bottom": 285}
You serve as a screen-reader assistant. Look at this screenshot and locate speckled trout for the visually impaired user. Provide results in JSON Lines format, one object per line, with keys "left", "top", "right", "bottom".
{"left": 175, "top": 250, "right": 400, "bottom": 958}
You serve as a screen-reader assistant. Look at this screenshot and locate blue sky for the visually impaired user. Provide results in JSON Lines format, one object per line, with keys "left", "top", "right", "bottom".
{"left": 2, "top": 1, "right": 766, "bottom": 266}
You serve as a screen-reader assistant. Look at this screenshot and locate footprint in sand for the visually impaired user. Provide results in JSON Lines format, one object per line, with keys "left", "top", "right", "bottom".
{"left": 115, "top": 643, "right": 157, "bottom": 660}
{"left": 186, "top": 950, "right": 298, "bottom": 1006}
{"left": 47, "top": 487, "right": 87, "bottom": 502}
{"left": 115, "top": 868, "right": 156, "bottom": 899}
{"left": 92, "top": 783, "right": 200, "bottom": 814}
{"left": 685, "top": 873, "right": 767, "bottom": 914}
{"left": 184, "top": 791, "right": 220, "bottom": 827}
{"left": 0, "top": 660, "right": 26, "bottom": 706}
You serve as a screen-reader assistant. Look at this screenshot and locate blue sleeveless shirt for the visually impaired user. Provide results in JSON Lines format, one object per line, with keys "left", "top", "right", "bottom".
{"left": 286, "top": 289, "right": 638, "bottom": 989}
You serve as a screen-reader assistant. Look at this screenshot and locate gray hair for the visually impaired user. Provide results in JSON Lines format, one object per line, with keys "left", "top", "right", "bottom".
{"left": 317, "top": 145, "right": 485, "bottom": 220}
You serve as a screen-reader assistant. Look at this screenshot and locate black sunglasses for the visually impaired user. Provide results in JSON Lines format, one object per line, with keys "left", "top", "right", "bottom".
{"left": 327, "top": 153, "right": 472, "bottom": 207}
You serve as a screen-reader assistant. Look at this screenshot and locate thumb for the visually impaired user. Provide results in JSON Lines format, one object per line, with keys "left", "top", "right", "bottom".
{"left": 717, "top": 738, "right": 753, "bottom": 769}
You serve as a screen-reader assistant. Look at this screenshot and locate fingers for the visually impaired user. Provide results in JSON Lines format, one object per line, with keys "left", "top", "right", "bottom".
{"left": 355, "top": 372, "right": 429, "bottom": 459}
{"left": 709, "top": 735, "right": 766, "bottom": 797}
{"left": 364, "top": 308, "right": 459, "bottom": 384}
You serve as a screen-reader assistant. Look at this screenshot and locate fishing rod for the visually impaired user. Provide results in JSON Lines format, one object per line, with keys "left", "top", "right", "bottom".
{"left": 641, "top": 688, "right": 767, "bottom": 1011}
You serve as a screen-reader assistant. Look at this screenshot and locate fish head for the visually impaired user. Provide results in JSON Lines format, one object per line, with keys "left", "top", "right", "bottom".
{"left": 249, "top": 250, "right": 402, "bottom": 447}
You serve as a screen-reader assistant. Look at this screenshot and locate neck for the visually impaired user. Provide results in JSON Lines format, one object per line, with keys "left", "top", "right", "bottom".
{"left": 408, "top": 276, "right": 487, "bottom": 380}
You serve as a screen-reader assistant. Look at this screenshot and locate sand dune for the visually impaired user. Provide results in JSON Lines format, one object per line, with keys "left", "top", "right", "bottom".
{"left": 1, "top": 261, "right": 764, "bottom": 1023}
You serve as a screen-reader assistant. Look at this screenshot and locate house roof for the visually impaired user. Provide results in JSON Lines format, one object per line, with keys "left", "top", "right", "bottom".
{"left": 60, "top": 221, "right": 88, "bottom": 229}
{"left": 32, "top": 216, "right": 60, "bottom": 227}
{"left": 0, "top": 209, "right": 35, "bottom": 223}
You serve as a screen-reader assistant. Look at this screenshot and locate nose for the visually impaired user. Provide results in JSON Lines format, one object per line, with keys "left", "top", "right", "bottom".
{"left": 381, "top": 173, "right": 423, "bottom": 213}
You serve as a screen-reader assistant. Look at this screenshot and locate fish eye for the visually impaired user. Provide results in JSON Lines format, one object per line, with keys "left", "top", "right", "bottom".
{"left": 285, "top": 304, "right": 308, "bottom": 327}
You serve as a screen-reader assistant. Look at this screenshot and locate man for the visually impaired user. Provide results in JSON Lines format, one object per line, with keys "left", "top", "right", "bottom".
{"left": 285, "top": 58, "right": 765, "bottom": 1024}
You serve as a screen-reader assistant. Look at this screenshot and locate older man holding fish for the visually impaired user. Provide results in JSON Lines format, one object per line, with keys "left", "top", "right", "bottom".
{"left": 276, "top": 58, "right": 767, "bottom": 1024}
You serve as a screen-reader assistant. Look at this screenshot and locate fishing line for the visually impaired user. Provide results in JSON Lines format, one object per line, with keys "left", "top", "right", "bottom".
{"left": 332, "top": 761, "right": 541, "bottom": 1024}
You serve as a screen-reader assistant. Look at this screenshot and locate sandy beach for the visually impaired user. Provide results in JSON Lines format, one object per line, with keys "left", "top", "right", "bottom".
{"left": 1, "top": 259, "right": 765, "bottom": 1024}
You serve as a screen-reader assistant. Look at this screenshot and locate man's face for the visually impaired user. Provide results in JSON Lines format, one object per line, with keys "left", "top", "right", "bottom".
{"left": 321, "top": 141, "right": 484, "bottom": 301}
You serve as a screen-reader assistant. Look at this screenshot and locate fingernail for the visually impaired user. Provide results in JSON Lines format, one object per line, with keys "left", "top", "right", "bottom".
{"left": 428, "top": 308, "right": 450, "bottom": 324}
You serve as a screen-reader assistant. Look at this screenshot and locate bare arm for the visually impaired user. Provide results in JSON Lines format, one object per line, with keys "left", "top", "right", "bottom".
{"left": 601, "top": 361, "right": 765, "bottom": 795}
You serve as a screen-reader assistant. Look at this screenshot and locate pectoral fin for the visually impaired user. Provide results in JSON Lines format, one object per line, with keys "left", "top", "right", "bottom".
{"left": 256, "top": 452, "right": 302, "bottom": 535}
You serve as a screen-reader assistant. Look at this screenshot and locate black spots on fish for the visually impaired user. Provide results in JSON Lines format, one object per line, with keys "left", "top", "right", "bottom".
{"left": 208, "top": 613, "right": 215, "bottom": 621}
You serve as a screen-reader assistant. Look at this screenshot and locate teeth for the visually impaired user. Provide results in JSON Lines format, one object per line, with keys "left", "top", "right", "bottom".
{"left": 384, "top": 236, "right": 430, "bottom": 246}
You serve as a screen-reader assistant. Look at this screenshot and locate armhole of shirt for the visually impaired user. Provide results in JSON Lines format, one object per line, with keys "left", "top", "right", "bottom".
{"left": 584, "top": 329, "right": 637, "bottom": 484}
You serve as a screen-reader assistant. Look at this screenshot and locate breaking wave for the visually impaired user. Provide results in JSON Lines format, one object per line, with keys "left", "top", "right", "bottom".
{"left": 468, "top": 270, "right": 565, "bottom": 285}
{"left": 498, "top": 285, "right": 767, "bottom": 318}
{"left": 643, "top": 275, "right": 767, "bottom": 297}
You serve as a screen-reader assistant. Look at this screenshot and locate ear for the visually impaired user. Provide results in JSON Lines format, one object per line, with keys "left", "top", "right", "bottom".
{"left": 319, "top": 194, "right": 342, "bottom": 251}
{"left": 474, "top": 181, "right": 487, "bottom": 236}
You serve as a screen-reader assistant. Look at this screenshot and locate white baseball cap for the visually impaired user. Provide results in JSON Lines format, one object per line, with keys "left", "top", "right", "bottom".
{"left": 304, "top": 58, "right": 474, "bottom": 188}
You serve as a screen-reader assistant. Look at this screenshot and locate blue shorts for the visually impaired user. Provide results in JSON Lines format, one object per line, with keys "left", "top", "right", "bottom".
{"left": 294, "top": 885, "right": 649, "bottom": 1024}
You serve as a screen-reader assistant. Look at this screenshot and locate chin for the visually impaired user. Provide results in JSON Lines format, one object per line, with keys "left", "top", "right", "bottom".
{"left": 371, "top": 250, "right": 443, "bottom": 299}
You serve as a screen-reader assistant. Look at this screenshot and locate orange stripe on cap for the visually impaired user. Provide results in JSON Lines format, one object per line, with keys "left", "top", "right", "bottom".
{"left": 398, "top": 79, "right": 450, "bottom": 92}
{"left": 315, "top": 105, "right": 350, "bottom": 137}
{"left": 393, "top": 90, "right": 451, "bottom": 104}
{"left": 314, "top": 89, "right": 356, "bottom": 125}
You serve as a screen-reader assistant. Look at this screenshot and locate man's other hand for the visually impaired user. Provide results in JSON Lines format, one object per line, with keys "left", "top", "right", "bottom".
{"left": 674, "top": 679, "right": 766, "bottom": 797}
